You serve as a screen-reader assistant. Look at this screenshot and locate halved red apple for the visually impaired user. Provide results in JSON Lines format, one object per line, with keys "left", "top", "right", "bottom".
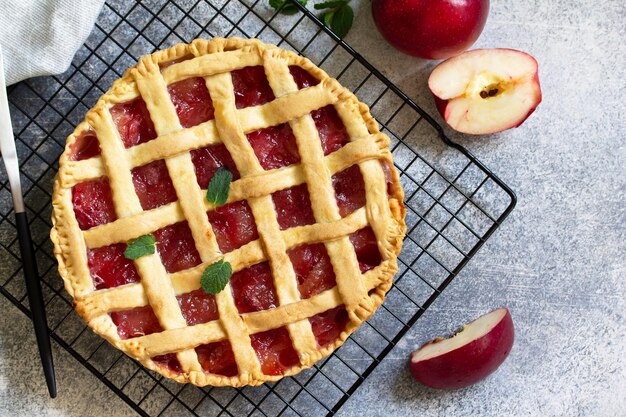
{"left": 410, "top": 307, "right": 514, "bottom": 389}
{"left": 428, "top": 49, "right": 541, "bottom": 135}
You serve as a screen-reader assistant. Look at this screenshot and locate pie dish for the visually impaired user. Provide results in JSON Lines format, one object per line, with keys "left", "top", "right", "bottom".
{"left": 51, "top": 37, "right": 406, "bottom": 387}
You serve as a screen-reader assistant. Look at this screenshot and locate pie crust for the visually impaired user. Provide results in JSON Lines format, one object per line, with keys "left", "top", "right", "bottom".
{"left": 51, "top": 37, "right": 406, "bottom": 386}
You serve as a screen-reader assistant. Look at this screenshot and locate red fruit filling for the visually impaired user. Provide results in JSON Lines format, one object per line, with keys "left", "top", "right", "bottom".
{"left": 289, "top": 65, "right": 320, "bottom": 89}
{"left": 288, "top": 243, "right": 336, "bottom": 299}
{"left": 231, "top": 66, "right": 275, "bottom": 109}
{"left": 349, "top": 227, "right": 382, "bottom": 273}
{"left": 152, "top": 353, "right": 182, "bottom": 374}
{"left": 271, "top": 184, "right": 315, "bottom": 230}
{"left": 312, "top": 105, "right": 350, "bottom": 155}
{"left": 332, "top": 165, "right": 366, "bottom": 217}
{"left": 250, "top": 327, "right": 300, "bottom": 376}
{"left": 159, "top": 54, "right": 194, "bottom": 70}
{"left": 230, "top": 262, "right": 277, "bottom": 314}
{"left": 246, "top": 123, "right": 300, "bottom": 170}
{"left": 208, "top": 200, "right": 258, "bottom": 253}
{"left": 154, "top": 221, "right": 202, "bottom": 273}
{"left": 168, "top": 77, "right": 215, "bottom": 128}
{"left": 110, "top": 97, "right": 157, "bottom": 148}
{"left": 72, "top": 178, "right": 117, "bottom": 230}
{"left": 70, "top": 129, "right": 101, "bottom": 161}
{"left": 176, "top": 289, "right": 219, "bottom": 326}
{"left": 131, "top": 160, "right": 177, "bottom": 210}
{"left": 110, "top": 305, "right": 162, "bottom": 339}
{"left": 190, "top": 143, "right": 240, "bottom": 189}
{"left": 309, "top": 306, "right": 349, "bottom": 348}
{"left": 87, "top": 243, "right": 140, "bottom": 290}
{"left": 381, "top": 160, "right": 395, "bottom": 196}
{"left": 196, "top": 341, "right": 238, "bottom": 377}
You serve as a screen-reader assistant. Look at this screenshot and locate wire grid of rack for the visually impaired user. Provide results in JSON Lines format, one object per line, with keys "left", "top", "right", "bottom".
{"left": 0, "top": 0, "right": 516, "bottom": 416}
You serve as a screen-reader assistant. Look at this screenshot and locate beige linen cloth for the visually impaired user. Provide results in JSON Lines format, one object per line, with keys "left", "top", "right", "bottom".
{"left": 0, "top": 0, "right": 105, "bottom": 85}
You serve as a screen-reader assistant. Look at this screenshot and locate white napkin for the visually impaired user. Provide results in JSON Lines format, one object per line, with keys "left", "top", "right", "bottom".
{"left": 0, "top": 0, "right": 105, "bottom": 85}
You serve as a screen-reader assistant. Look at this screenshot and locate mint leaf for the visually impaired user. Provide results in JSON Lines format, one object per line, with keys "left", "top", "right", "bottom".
{"left": 124, "top": 234, "right": 156, "bottom": 260}
{"left": 269, "top": 0, "right": 307, "bottom": 15}
{"left": 330, "top": 4, "right": 353, "bottom": 38}
{"left": 269, "top": 0, "right": 354, "bottom": 38}
{"left": 323, "top": 11, "right": 334, "bottom": 27}
{"left": 314, "top": 1, "right": 347, "bottom": 10}
{"left": 207, "top": 166, "right": 232, "bottom": 206}
{"left": 200, "top": 259, "right": 232, "bottom": 295}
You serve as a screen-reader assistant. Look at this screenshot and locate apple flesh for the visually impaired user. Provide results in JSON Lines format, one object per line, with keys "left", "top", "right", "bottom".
{"left": 428, "top": 48, "right": 542, "bottom": 135}
{"left": 371, "top": 0, "right": 489, "bottom": 60}
{"left": 410, "top": 308, "right": 514, "bottom": 390}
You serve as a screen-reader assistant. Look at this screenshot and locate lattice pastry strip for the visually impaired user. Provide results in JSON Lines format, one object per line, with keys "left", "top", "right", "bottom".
{"left": 51, "top": 38, "right": 406, "bottom": 387}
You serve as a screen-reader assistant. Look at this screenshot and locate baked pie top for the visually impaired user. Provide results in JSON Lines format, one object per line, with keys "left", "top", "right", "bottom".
{"left": 51, "top": 37, "right": 406, "bottom": 387}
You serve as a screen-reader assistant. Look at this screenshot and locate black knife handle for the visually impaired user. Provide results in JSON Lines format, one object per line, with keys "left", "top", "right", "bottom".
{"left": 15, "top": 211, "right": 57, "bottom": 398}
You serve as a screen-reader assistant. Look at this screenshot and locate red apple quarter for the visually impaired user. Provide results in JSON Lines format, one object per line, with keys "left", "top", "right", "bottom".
{"left": 428, "top": 48, "right": 542, "bottom": 135}
{"left": 371, "top": 0, "right": 489, "bottom": 60}
{"left": 410, "top": 308, "right": 514, "bottom": 390}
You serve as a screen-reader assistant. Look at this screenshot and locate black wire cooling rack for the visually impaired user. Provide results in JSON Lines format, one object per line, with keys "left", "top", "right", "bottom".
{"left": 0, "top": 1, "right": 516, "bottom": 416}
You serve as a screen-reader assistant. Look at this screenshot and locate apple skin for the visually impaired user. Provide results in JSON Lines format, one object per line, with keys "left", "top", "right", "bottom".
{"left": 371, "top": 0, "right": 489, "bottom": 60}
{"left": 428, "top": 48, "right": 542, "bottom": 135}
{"left": 410, "top": 308, "right": 514, "bottom": 390}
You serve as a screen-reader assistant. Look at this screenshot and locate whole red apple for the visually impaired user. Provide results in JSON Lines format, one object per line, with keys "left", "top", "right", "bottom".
{"left": 371, "top": 0, "right": 489, "bottom": 60}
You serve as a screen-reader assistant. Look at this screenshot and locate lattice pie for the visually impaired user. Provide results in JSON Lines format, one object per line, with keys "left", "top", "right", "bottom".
{"left": 51, "top": 38, "right": 406, "bottom": 386}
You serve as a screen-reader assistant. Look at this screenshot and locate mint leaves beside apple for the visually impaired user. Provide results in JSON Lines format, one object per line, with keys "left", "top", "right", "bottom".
{"left": 269, "top": 0, "right": 307, "bottom": 15}
{"left": 269, "top": 0, "right": 354, "bottom": 38}
{"left": 314, "top": 1, "right": 354, "bottom": 38}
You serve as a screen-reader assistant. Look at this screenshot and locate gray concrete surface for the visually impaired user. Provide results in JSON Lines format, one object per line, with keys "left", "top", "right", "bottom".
{"left": 1, "top": 0, "right": 624, "bottom": 416}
